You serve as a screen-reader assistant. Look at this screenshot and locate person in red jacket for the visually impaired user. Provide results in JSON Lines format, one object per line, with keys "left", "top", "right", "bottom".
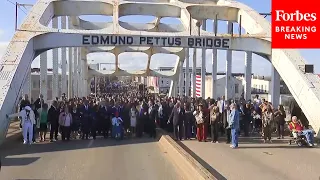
{"left": 288, "top": 116, "right": 314, "bottom": 146}
{"left": 288, "top": 116, "right": 304, "bottom": 131}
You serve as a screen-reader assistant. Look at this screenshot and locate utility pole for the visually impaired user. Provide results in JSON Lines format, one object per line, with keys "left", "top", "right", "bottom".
{"left": 15, "top": 2, "right": 33, "bottom": 31}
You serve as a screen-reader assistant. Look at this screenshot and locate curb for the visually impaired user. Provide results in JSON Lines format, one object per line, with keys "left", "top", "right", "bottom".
{"left": 158, "top": 131, "right": 216, "bottom": 180}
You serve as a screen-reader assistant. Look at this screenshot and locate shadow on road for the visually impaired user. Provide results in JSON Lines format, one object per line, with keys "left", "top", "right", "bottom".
{"left": 238, "top": 145, "right": 319, "bottom": 149}
{"left": 2, "top": 157, "right": 40, "bottom": 166}
{"left": 0, "top": 136, "right": 160, "bottom": 158}
{"left": 15, "top": 179, "right": 51, "bottom": 180}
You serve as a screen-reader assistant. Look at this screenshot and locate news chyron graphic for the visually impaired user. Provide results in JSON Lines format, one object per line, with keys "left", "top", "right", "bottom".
{"left": 272, "top": 0, "right": 320, "bottom": 48}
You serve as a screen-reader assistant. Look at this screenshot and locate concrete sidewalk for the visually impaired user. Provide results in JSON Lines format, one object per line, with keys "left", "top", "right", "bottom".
{"left": 180, "top": 137, "right": 320, "bottom": 180}
{"left": 3, "top": 120, "right": 22, "bottom": 146}
{"left": 6, "top": 121, "right": 21, "bottom": 138}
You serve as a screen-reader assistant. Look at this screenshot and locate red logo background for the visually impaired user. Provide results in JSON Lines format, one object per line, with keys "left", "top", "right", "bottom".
{"left": 272, "top": 0, "right": 320, "bottom": 48}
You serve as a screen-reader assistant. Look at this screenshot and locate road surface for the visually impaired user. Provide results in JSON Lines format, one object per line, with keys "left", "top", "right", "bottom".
{"left": 0, "top": 137, "right": 181, "bottom": 180}
{"left": 181, "top": 137, "right": 320, "bottom": 180}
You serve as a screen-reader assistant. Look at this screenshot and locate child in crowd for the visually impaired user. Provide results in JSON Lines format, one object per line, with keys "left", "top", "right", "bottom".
{"left": 112, "top": 112, "right": 123, "bottom": 139}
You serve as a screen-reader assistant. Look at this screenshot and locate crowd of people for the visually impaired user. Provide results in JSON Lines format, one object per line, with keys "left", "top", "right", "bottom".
{"left": 8, "top": 85, "right": 315, "bottom": 148}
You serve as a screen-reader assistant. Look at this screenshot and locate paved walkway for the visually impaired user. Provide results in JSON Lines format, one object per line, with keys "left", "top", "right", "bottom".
{"left": 5, "top": 121, "right": 21, "bottom": 139}
{"left": 0, "top": 137, "right": 181, "bottom": 180}
{"left": 181, "top": 137, "right": 320, "bottom": 180}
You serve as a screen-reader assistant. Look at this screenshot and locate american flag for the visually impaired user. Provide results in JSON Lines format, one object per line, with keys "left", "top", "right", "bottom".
{"left": 191, "top": 75, "right": 201, "bottom": 97}
{"left": 153, "top": 77, "right": 158, "bottom": 88}
{"left": 152, "top": 77, "right": 159, "bottom": 93}
{"left": 195, "top": 75, "right": 201, "bottom": 97}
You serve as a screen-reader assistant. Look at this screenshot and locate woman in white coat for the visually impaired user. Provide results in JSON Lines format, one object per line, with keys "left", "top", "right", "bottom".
{"left": 8, "top": 106, "right": 36, "bottom": 145}
{"left": 129, "top": 104, "right": 139, "bottom": 136}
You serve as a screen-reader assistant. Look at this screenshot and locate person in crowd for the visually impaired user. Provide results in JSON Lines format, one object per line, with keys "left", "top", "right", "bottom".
{"left": 112, "top": 112, "right": 123, "bottom": 139}
{"left": 259, "top": 99, "right": 269, "bottom": 113}
{"left": 48, "top": 100, "right": 60, "bottom": 142}
{"left": 209, "top": 100, "right": 220, "bottom": 143}
{"left": 90, "top": 103, "right": 99, "bottom": 140}
{"left": 262, "top": 105, "right": 274, "bottom": 143}
{"left": 253, "top": 95, "right": 262, "bottom": 109}
{"left": 80, "top": 100, "right": 91, "bottom": 140}
{"left": 31, "top": 104, "right": 38, "bottom": 143}
{"left": 158, "top": 101, "right": 164, "bottom": 128}
{"left": 59, "top": 106, "right": 73, "bottom": 141}
{"left": 228, "top": 103, "right": 240, "bottom": 149}
{"left": 194, "top": 104, "right": 206, "bottom": 142}
{"left": 19, "top": 94, "right": 31, "bottom": 111}
{"left": 148, "top": 100, "right": 157, "bottom": 138}
{"left": 38, "top": 103, "right": 48, "bottom": 141}
{"left": 99, "top": 101, "right": 110, "bottom": 138}
{"left": 137, "top": 104, "right": 148, "bottom": 138}
{"left": 71, "top": 104, "right": 80, "bottom": 139}
{"left": 183, "top": 102, "right": 193, "bottom": 140}
{"left": 288, "top": 116, "right": 315, "bottom": 147}
{"left": 274, "top": 105, "right": 286, "bottom": 139}
{"left": 242, "top": 102, "right": 251, "bottom": 137}
{"left": 121, "top": 100, "right": 131, "bottom": 136}
{"left": 8, "top": 106, "right": 35, "bottom": 145}
{"left": 129, "top": 103, "right": 138, "bottom": 136}
{"left": 34, "top": 94, "right": 44, "bottom": 110}
{"left": 224, "top": 104, "right": 232, "bottom": 144}
{"left": 16, "top": 82, "right": 309, "bottom": 149}
{"left": 168, "top": 101, "right": 185, "bottom": 141}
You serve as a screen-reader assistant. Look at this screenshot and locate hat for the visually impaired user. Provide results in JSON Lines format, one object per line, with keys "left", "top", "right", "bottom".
{"left": 25, "top": 106, "right": 32, "bottom": 111}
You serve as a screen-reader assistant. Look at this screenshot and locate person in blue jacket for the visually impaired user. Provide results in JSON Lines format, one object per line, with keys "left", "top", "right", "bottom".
{"left": 112, "top": 112, "right": 123, "bottom": 140}
{"left": 228, "top": 103, "right": 240, "bottom": 149}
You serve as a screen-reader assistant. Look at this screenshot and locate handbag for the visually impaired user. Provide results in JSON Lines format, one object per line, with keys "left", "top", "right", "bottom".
{"left": 195, "top": 112, "right": 204, "bottom": 124}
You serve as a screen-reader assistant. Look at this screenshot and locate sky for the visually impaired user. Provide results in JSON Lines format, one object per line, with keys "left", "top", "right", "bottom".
{"left": 0, "top": 0, "right": 319, "bottom": 76}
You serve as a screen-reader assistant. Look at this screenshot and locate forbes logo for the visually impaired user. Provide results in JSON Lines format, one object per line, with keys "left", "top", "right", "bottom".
{"left": 275, "top": 10, "right": 317, "bottom": 21}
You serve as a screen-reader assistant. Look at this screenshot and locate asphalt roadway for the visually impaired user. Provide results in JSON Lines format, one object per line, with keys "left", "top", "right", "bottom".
{"left": 181, "top": 137, "right": 320, "bottom": 180}
{"left": 0, "top": 137, "right": 181, "bottom": 180}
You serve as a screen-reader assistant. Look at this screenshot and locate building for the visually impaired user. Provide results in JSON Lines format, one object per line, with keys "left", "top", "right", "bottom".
{"left": 28, "top": 72, "right": 68, "bottom": 101}
{"left": 237, "top": 75, "right": 291, "bottom": 95}
{"left": 141, "top": 67, "right": 246, "bottom": 98}
{"left": 142, "top": 67, "right": 291, "bottom": 100}
{"left": 153, "top": 67, "right": 203, "bottom": 94}
{"left": 148, "top": 66, "right": 231, "bottom": 94}
{"left": 204, "top": 76, "right": 244, "bottom": 100}
{"left": 22, "top": 68, "right": 71, "bottom": 101}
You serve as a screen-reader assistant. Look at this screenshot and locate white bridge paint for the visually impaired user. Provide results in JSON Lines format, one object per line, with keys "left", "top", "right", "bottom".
{"left": 0, "top": 0, "right": 320, "bottom": 145}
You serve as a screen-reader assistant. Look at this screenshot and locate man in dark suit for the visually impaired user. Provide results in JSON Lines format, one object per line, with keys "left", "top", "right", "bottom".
{"left": 80, "top": 100, "right": 91, "bottom": 140}
{"left": 99, "top": 101, "right": 110, "bottom": 138}
{"left": 168, "top": 101, "right": 185, "bottom": 140}
{"left": 34, "top": 94, "right": 44, "bottom": 111}
{"left": 19, "top": 94, "right": 31, "bottom": 111}
{"left": 148, "top": 100, "right": 158, "bottom": 138}
{"left": 48, "top": 100, "right": 60, "bottom": 142}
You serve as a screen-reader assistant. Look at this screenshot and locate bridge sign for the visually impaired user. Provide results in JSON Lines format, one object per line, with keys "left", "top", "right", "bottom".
{"left": 82, "top": 35, "right": 230, "bottom": 49}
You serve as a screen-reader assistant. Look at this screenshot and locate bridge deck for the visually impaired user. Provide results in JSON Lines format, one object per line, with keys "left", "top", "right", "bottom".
{"left": 5, "top": 121, "right": 21, "bottom": 139}
{"left": 181, "top": 138, "right": 320, "bottom": 180}
{"left": 0, "top": 137, "right": 181, "bottom": 180}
